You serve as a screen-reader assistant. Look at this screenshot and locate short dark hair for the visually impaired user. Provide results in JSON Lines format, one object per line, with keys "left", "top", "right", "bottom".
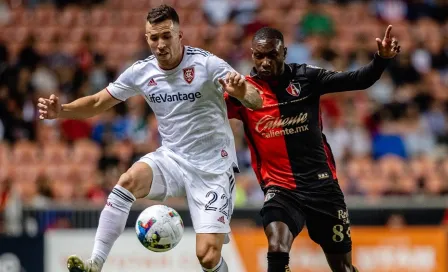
{"left": 146, "top": 4, "right": 180, "bottom": 25}
{"left": 253, "top": 27, "right": 284, "bottom": 43}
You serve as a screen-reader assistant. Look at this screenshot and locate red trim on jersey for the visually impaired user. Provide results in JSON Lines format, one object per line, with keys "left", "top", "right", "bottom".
{"left": 242, "top": 123, "right": 264, "bottom": 185}
{"left": 105, "top": 88, "right": 123, "bottom": 102}
{"left": 244, "top": 76, "right": 296, "bottom": 190}
{"left": 319, "top": 107, "right": 337, "bottom": 179}
{"left": 323, "top": 141, "right": 337, "bottom": 179}
{"left": 224, "top": 93, "right": 242, "bottom": 120}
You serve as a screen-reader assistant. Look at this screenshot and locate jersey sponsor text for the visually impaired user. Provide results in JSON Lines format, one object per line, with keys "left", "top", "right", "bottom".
{"left": 148, "top": 91, "right": 202, "bottom": 103}
{"left": 255, "top": 113, "right": 309, "bottom": 138}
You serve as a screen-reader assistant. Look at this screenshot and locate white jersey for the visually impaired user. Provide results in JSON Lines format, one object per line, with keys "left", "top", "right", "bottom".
{"left": 107, "top": 46, "right": 238, "bottom": 174}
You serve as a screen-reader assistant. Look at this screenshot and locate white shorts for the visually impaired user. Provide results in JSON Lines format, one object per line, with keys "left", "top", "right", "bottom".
{"left": 138, "top": 147, "right": 236, "bottom": 234}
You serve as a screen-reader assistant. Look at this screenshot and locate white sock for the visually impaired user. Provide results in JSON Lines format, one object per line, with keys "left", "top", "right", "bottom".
{"left": 202, "top": 257, "right": 228, "bottom": 272}
{"left": 91, "top": 185, "right": 136, "bottom": 264}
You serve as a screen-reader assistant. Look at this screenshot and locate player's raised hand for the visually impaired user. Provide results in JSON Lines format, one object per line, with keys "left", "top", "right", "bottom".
{"left": 218, "top": 71, "right": 247, "bottom": 100}
{"left": 37, "top": 94, "right": 61, "bottom": 120}
{"left": 376, "top": 25, "right": 400, "bottom": 59}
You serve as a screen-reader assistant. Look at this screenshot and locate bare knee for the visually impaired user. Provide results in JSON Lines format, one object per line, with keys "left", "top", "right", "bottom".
{"left": 265, "top": 222, "right": 293, "bottom": 253}
{"left": 196, "top": 234, "right": 224, "bottom": 269}
{"left": 117, "top": 162, "right": 153, "bottom": 199}
{"left": 267, "top": 234, "right": 292, "bottom": 252}
{"left": 196, "top": 244, "right": 221, "bottom": 268}
{"left": 118, "top": 172, "right": 133, "bottom": 190}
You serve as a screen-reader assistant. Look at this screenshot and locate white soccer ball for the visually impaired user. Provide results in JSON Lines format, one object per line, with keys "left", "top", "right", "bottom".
{"left": 135, "top": 205, "right": 184, "bottom": 252}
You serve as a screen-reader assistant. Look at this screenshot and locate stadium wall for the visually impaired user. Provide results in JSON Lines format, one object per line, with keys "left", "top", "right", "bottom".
{"left": 1, "top": 227, "right": 447, "bottom": 272}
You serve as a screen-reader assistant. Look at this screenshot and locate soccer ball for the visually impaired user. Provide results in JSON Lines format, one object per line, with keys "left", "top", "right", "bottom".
{"left": 135, "top": 205, "right": 184, "bottom": 252}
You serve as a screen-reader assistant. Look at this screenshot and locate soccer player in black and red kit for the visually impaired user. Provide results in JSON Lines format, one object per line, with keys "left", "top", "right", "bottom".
{"left": 225, "top": 26, "right": 400, "bottom": 272}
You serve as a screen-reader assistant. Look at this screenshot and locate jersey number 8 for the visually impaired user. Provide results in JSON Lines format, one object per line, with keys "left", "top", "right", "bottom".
{"left": 332, "top": 224, "right": 351, "bottom": 243}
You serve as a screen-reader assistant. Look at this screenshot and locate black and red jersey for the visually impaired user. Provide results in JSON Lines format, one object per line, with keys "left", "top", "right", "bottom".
{"left": 226, "top": 53, "right": 390, "bottom": 192}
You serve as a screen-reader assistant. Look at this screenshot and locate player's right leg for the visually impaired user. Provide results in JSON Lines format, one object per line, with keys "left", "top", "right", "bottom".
{"left": 67, "top": 149, "right": 177, "bottom": 272}
{"left": 184, "top": 167, "right": 236, "bottom": 271}
{"left": 260, "top": 187, "right": 306, "bottom": 272}
{"left": 264, "top": 221, "right": 294, "bottom": 272}
{"left": 196, "top": 233, "right": 228, "bottom": 271}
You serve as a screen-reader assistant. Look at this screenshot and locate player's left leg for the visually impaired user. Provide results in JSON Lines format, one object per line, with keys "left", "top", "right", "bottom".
{"left": 324, "top": 252, "right": 358, "bottom": 272}
{"left": 184, "top": 167, "right": 236, "bottom": 271}
{"left": 196, "top": 233, "right": 228, "bottom": 271}
{"left": 307, "top": 210, "right": 357, "bottom": 272}
{"left": 305, "top": 182, "right": 358, "bottom": 272}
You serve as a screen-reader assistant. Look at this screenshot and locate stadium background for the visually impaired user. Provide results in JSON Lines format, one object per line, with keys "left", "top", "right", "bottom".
{"left": 0, "top": 0, "right": 448, "bottom": 271}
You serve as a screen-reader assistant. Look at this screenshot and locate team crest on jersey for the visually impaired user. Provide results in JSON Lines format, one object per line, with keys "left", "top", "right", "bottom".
{"left": 221, "top": 149, "right": 228, "bottom": 158}
{"left": 183, "top": 66, "right": 195, "bottom": 84}
{"left": 286, "top": 81, "right": 301, "bottom": 97}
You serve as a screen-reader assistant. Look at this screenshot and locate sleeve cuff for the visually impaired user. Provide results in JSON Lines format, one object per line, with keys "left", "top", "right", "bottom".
{"left": 373, "top": 52, "right": 393, "bottom": 67}
{"left": 106, "top": 87, "right": 124, "bottom": 102}
{"left": 374, "top": 52, "right": 394, "bottom": 61}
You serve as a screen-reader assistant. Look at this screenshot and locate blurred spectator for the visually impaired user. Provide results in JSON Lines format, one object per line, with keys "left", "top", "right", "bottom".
{"left": 30, "top": 61, "right": 59, "bottom": 95}
{"left": 91, "top": 109, "right": 129, "bottom": 146}
{"left": 388, "top": 54, "right": 421, "bottom": 86}
{"left": 203, "top": 0, "right": 232, "bottom": 26}
{"left": 423, "top": 100, "right": 447, "bottom": 141}
{"left": 76, "top": 34, "right": 103, "bottom": 74}
{"left": 300, "top": 2, "right": 334, "bottom": 37}
{"left": 372, "top": 130, "right": 408, "bottom": 160}
{"left": 242, "top": 5, "right": 268, "bottom": 38}
{"left": 17, "top": 35, "right": 41, "bottom": 71}
{"left": 367, "top": 72, "right": 395, "bottom": 104}
{"left": 407, "top": 0, "right": 434, "bottom": 22}
{"left": 46, "top": 35, "right": 76, "bottom": 71}
{"left": 88, "top": 54, "right": 109, "bottom": 94}
{"left": 386, "top": 214, "right": 406, "bottom": 228}
{"left": 0, "top": 0, "right": 11, "bottom": 25}
{"left": 402, "top": 104, "right": 436, "bottom": 156}
{"left": 0, "top": 0, "right": 448, "bottom": 209}
{"left": 432, "top": 35, "right": 448, "bottom": 70}
{"left": 372, "top": 0, "right": 408, "bottom": 22}
{"left": 411, "top": 42, "right": 432, "bottom": 74}
{"left": 60, "top": 118, "right": 92, "bottom": 142}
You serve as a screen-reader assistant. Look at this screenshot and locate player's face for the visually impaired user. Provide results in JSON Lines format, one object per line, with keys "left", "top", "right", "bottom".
{"left": 252, "top": 39, "right": 286, "bottom": 81}
{"left": 145, "top": 20, "right": 183, "bottom": 68}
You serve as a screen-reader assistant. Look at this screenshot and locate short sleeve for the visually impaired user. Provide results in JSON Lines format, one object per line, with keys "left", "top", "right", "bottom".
{"left": 106, "top": 63, "right": 140, "bottom": 101}
{"left": 206, "top": 55, "right": 236, "bottom": 93}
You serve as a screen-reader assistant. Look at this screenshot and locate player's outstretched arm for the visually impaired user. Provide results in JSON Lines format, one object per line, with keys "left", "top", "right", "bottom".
{"left": 37, "top": 89, "right": 121, "bottom": 120}
{"left": 309, "top": 25, "right": 400, "bottom": 95}
{"left": 219, "top": 72, "right": 263, "bottom": 110}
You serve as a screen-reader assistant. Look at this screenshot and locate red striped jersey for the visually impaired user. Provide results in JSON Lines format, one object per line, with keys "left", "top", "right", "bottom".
{"left": 226, "top": 54, "right": 390, "bottom": 191}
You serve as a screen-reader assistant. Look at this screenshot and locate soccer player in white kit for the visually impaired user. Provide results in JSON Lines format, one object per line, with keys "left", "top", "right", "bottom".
{"left": 37, "top": 5, "right": 262, "bottom": 272}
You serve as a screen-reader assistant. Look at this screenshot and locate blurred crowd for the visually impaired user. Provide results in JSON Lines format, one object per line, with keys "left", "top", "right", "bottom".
{"left": 0, "top": 0, "right": 448, "bottom": 213}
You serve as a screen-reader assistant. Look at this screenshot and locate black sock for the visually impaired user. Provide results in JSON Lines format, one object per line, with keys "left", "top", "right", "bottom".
{"left": 267, "top": 252, "right": 290, "bottom": 272}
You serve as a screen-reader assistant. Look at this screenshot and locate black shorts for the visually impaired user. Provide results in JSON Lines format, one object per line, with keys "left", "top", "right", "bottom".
{"left": 260, "top": 181, "right": 352, "bottom": 254}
